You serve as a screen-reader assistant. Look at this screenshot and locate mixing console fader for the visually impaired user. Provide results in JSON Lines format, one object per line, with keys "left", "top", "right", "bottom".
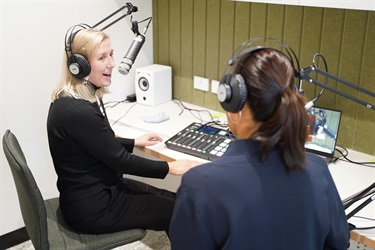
{"left": 165, "top": 122, "right": 235, "bottom": 161}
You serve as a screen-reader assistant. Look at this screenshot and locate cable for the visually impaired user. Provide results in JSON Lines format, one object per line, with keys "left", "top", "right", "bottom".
{"left": 309, "top": 53, "right": 328, "bottom": 105}
{"left": 111, "top": 103, "right": 138, "bottom": 127}
{"left": 98, "top": 97, "right": 110, "bottom": 125}
{"left": 330, "top": 147, "right": 348, "bottom": 163}
{"left": 171, "top": 99, "right": 230, "bottom": 131}
{"left": 204, "top": 120, "right": 229, "bottom": 129}
{"left": 130, "top": 16, "right": 152, "bottom": 35}
{"left": 104, "top": 99, "right": 128, "bottom": 108}
{"left": 349, "top": 216, "right": 375, "bottom": 231}
{"left": 353, "top": 215, "right": 375, "bottom": 221}
{"left": 335, "top": 145, "right": 375, "bottom": 167}
{"left": 172, "top": 98, "right": 215, "bottom": 123}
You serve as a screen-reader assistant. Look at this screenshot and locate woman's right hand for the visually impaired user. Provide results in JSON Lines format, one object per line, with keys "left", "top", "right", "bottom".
{"left": 168, "top": 159, "right": 203, "bottom": 176}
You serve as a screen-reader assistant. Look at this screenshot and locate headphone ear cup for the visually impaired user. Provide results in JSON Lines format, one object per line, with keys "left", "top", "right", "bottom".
{"left": 67, "top": 54, "right": 91, "bottom": 79}
{"left": 217, "top": 74, "right": 248, "bottom": 113}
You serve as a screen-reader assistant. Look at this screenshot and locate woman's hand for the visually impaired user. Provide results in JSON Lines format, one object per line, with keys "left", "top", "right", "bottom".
{"left": 168, "top": 159, "right": 203, "bottom": 176}
{"left": 134, "top": 134, "right": 163, "bottom": 147}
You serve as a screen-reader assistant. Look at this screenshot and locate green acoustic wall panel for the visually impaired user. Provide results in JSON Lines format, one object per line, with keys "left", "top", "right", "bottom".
{"left": 192, "top": 0, "right": 207, "bottom": 107}
{"left": 266, "top": 4, "right": 285, "bottom": 37}
{"left": 350, "top": 11, "right": 375, "bottom": 153}
{"left": 234, "top": 3, "right": 251, "bottom": 45}
{"left": 205, "top": 0, "right": 221, "bottom": 109}
{"left": 169, "top": 1, "right": 182, "bottom": 99}
{"left": 152, "top": 0, "right": 375, "bottom": 156}
{"left": 181, "top": 0, "right": 194, "bottom": 103}
{"left": 250, "top": 4, "right": 267, "bottom": 38}
{"left": 218, "top": 0, "right": 236, "bottom": 90}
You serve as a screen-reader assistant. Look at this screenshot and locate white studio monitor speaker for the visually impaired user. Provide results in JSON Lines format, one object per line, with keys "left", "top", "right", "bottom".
{"left": 135, "top": 64, "right": 172, "bottom": 106}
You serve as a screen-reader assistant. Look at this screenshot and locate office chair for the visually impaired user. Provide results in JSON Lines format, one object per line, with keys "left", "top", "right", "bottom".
{"left": 2, "top": 130, "right": 147, "bottom": 250}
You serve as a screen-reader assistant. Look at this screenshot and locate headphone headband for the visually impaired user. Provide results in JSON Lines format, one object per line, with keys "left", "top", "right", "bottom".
{"left": 229, "top": 38, "right": 300, "bottom": 75}
{"left": 65, "top": 24, "right": 92, "bottom": 79}
{"left": 65, "top": 24, "right": 91, "bottom": 54}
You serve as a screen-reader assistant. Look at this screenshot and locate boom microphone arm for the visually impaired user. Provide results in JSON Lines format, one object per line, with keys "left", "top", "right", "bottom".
{"left": 299, "top": 66, "right": 375, "bottom": 111}
{"left": 83, "top": 2, "right": 140, "bottom": 121}
{"left": 91, "top": 2, "right": 138, "bottom": 31}
{"left": 300, "top": 58, "right": 375, "bottom": 225}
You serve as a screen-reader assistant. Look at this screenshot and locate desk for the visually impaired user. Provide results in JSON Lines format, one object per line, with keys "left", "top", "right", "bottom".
{"left": 106, "top": 100, "right": 375, "bottom": 248}
{"left": 329, "top": 150, "right": 375, "bottom": 248}
{"left": 106, "top": 100, "right": 217, "bottom": 191}
{"left": 106, "top": 100, "right": 223, "bottom": 162}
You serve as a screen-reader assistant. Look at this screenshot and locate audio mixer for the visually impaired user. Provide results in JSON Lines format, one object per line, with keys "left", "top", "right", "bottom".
{"left": 165, "top": 122, "right": 235, "bottom": 161}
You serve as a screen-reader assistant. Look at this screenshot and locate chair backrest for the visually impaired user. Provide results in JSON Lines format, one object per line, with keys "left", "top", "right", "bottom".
{"left": 2, "top": 130, "right": 50, "bottom": 249}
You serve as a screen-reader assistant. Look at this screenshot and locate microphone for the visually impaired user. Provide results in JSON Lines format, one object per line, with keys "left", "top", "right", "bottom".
{"left": 118, "top": 33, "right": 145, "bottom": 75}
{"left": 118, "top": 16, "right": 152, "bottom": 75}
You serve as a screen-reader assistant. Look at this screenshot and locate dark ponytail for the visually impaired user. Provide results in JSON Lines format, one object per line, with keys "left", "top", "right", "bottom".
{"left": 276, "top": 88, "right": 309, "bottom": 172}
{"left": 240, "top": 48, "right": 309, "bottom": 172}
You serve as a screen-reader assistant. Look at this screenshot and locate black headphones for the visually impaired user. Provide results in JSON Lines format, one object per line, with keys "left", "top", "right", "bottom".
{"left": 217, "top": 38, "right": 300, "bottom": 113}
{"left": 65, "top": 24, "right": 92, "bottom": 79}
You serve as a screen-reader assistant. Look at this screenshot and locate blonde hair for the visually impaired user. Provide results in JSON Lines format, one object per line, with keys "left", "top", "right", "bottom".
{"left": 51, "top": 28, "right": 110, "bottom": 102}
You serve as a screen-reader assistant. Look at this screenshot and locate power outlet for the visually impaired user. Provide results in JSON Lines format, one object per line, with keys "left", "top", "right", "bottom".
{"left": 211, "top": 80, "right": 220, "bottom": 94}
{"left": 194, "top": 76, "right": 209, "bottom": 91}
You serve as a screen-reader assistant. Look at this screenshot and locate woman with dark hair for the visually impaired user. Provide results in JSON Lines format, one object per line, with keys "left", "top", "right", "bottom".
{"left": 170, "top": 45, "right": 349, "bottom": 249}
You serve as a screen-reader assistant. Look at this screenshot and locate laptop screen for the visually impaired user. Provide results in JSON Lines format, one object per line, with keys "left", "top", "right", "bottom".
{"left": 305, "top": 106, "right": 342, "bottom": 160}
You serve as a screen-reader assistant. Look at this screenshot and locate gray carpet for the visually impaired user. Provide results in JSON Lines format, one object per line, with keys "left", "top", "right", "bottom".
{"left": 7, "top": 230, "right": 171, "bottom": 250}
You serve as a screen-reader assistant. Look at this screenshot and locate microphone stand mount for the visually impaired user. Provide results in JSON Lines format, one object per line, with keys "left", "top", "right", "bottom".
{"left": 299, "top": 65, "right": 375, "bottom": 111}
{"left": 299, "top": 57, "right": 375, "bottom": 225}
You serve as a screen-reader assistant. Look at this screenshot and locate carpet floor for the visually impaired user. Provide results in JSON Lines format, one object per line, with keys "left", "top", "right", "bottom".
{"left": 6, "top": 230, "right": 171, "bottom": 250}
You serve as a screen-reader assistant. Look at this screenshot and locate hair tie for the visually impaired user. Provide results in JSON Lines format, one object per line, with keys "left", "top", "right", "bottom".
{"left": 279, "top": 85, "right": 290, "bottom": 94}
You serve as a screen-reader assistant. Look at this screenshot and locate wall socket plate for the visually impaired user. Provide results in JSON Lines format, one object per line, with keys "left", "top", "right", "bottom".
{"left": 194, "top": 76, "right": 209, "bottom": 91}
{"left": 211, "top": 80, "right": 220, "bottom": 94}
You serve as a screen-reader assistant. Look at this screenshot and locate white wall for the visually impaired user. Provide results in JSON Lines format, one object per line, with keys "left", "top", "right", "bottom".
{"left": 233, "top": 0, "right": 375, "bottom": 11}
{"left": 0, "top": 0, "right": 153, "bottom": 236}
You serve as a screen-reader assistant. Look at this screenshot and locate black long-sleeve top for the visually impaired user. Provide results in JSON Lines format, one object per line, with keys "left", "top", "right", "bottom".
{"left": 47, "top": 96, "right": 169, "bottom": 202}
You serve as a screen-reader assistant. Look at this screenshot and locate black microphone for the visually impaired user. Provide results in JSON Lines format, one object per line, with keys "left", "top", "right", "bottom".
{"left": 118, "top": 33, "right": 145, "bottom": 75}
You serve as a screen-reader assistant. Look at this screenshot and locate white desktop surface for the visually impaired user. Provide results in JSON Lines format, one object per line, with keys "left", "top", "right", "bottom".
{"left": 329, "top": 151, "right": 375, "bottom": 246}
{"left": 106, "top": 100, "right": 224, "bottom": 162}
{"left": 106, "top": 100, "right": 375, "bottom": 246}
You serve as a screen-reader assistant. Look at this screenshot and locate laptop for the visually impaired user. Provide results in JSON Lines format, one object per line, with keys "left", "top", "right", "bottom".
{"left": 305, "top": 106, "right": 342, "bottom": 163}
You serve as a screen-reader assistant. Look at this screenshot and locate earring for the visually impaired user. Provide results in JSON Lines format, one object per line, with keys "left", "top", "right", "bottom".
{"left": 227, "top": 111, "right": 242, "bottom": 125}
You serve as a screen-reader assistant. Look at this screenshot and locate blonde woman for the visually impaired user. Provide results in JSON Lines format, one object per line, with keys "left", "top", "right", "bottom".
{"left": 47, "top": 26, "right": 200, "bottom": 234}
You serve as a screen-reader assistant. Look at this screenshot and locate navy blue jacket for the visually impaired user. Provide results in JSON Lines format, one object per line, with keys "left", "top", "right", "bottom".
{"left": 170, "top": 139, "right": 349, "bottom": 250}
